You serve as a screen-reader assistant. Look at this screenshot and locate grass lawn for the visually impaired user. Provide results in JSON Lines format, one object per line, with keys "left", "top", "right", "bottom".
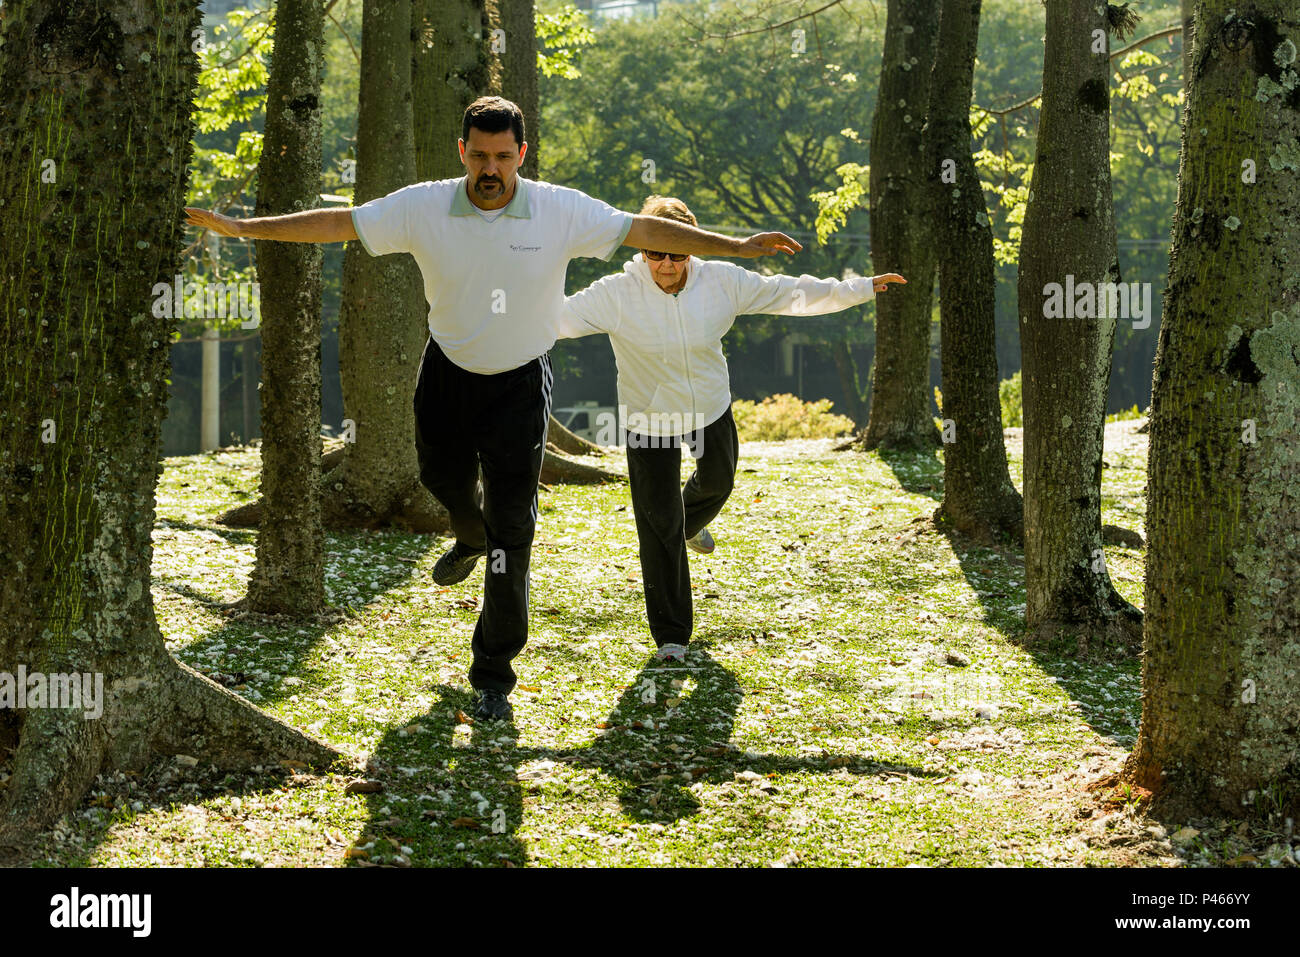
{"left": 14, "top": 421, "right": 1295, "bottom": 867}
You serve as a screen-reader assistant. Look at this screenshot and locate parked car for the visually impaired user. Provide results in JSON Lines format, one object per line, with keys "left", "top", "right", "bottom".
{"left": 553, "top": 401, "right": 618, "bottom": 445}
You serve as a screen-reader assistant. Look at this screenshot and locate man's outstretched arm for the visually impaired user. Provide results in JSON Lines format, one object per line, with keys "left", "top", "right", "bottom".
{"left": 623, "top": 215, "right": 802, "bottom": 259}
{"left": 184, "top": 206, "right": 358, "bottom": 243}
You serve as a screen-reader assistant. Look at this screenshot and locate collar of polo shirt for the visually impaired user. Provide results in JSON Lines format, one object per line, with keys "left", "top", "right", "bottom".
{"left": 450, "top": 175, "right": 532, "bottom": 219}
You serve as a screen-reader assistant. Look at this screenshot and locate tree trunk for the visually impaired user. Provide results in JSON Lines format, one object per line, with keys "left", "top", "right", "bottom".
{"left": 416, "top": 0, "right": 595, "bottom": 475}
{"left": 539, "top": 449, "right": 622, "bottom": 485}
{"left": 860, "top": 0, "right": 942, "bottom": 451}
{"left": 547, "top": 414, "right": 605, "bottom": 456}
{"left": 1181, "top": 0, "right": 1194, "bottom": 87}
{"left": 328, "top": 0, "right": 435, "bottom": 531}
{"left": 489, "top": 0, "right": 539, "bottom": 181}
{"left": 240, "top": 338, "right": 259, "bottom": 443}
{"left": 413, "top": 0, "right": 490, "bottom": 182}
{"left": 925, "top": 0, "right": 1023, "bottom": 545}
{"left": 245, "top": 0, "right": 327, "bottom": 617}
{"left": 1016, "top": 0, "right": 1141, "bottom": 650}
{"left": 0, "top": 0, "right": 341, "bottom": 847}
{"left": 1123, "top": 1, "right": 1300, "bottom": 819}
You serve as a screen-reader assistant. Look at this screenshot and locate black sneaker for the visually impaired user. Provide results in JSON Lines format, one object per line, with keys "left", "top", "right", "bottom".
{"left": 433, "top": 541, "right": 486, "bottom": 586}
{"left": 474, "top": 689, "right": 513, "bottom": 721}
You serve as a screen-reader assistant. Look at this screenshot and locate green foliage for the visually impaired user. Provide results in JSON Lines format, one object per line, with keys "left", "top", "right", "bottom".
{"left": 180, "top": 6, "right": 275, "bottom": 340}
{"left": 537, "top": 4, "right": 596, "bottom": 79}
{"left": 1105, "top": 404, "right": 1144, "bottom": 423}
{"left": 808, "top": 0, "right": 1184, "bottom": 277}
{"left": 190, "top": 8, "right": 272, "bottom": 198}
{"left": 812, "top": 161, "right": 869, "bottom": 245}
{"left": 731, "top": 394, "right": 855, "bottom": 441}
{"left": 999, "top": 371, "right": 1022, "bottom": 429}
{"left": 541, "top": 0, "right": 882, "bottom": 360}
{"left": 182, "top": 1, "right": 358, "bottom": 346}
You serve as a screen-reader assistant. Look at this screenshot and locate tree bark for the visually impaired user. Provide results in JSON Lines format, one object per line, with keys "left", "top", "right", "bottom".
{"left": 240, "top": 338, "right": 259, "bottom": 442}
{"left": 1123, "top": 1, "right": 1300, "bottom": 819}
{"left": 245, "top": 0, "right": 327, "bottom": 617}
{"left": 416, "top": 0, "right": 597, "bottom": 476}
{"left": 489, "top": 0, "right": 539, "bottom": 181}
{"left": 413, "top": 0, "right": 490, "bottom": 182}
{"left": 925, "top": 0, "right": 1023, "bottom": 545}
{"left": 0, "top": 0, "right": 341, "bottom": 846}
{"left": 1016, "top": 0, "right": 1142, "bottom": 650}
{"left": 547, "top": 414, "right": 605, "bottom": 456}
{"left": 328, "top": 0, "right": 437, "bottom": 531}
{"left": 538, "top": 449, "right": 622, "bottom": 485}
{"left": 860, "top": 0, "right": 942, "bottom": 452}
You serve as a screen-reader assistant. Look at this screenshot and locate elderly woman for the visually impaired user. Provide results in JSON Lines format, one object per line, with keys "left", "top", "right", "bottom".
{"left": 557, "top": 196, "right": 905, "bottom": 662}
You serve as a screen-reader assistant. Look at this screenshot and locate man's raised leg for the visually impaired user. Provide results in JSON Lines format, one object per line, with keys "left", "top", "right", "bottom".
{"left": 413, "top": 337, "right": 488, "bottom": 584}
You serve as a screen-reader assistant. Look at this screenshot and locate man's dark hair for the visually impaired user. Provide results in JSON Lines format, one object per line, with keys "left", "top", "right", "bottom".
{"left": 462, "top": 96, "right": 525, "bottom": 148}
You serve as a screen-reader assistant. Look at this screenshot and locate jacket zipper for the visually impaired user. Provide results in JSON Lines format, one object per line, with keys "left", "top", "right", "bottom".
{"left": 673, "top": 292, "right": 697, "bottom": 430}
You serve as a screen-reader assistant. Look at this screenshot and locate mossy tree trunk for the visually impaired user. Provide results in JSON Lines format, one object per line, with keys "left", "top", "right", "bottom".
{"left": 925, "top": 0, "right": 1023, "bottom": 544}
{"left": 329, "top": 0, "right": 435, "bottom": 530}
{"left": 488, "top": 0, "right": 538, "bottom": 181}
{"left": 245, "top": 0, "right": 327, "bottom": 617}
{"left": 417, "top": 0, "right": 587, "bottom": 459}
{"left": 1123, "top": 1, "right": 1300, "bottom": 819}
{"left": 413, "top": 0, "right": 490, "bottom": 182}
{"left": 860, "top": 0, "right": 941, "bottom": 452}
{"left": 219, "top": 0, "right": 597, "bottom": 537}
{"left": 1016, "top": 0, "right": 1142, "bottom": 649}
{"left": 0, "top": 0, "right": 340, "bottom": 847}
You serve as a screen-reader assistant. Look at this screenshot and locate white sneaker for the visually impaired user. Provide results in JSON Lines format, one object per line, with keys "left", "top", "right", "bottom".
{"left": 686, "top": 527, "right": 715, "bottom": 554}
{"left": 655, "top": 642, "right": 689, "bottom": 662}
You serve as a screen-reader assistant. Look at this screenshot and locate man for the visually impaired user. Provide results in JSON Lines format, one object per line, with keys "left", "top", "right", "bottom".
{"left": 185, "top": 96, "right": 801, "bottom": 722}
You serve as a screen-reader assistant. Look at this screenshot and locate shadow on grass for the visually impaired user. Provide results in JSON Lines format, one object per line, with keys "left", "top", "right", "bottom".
{"left": 164, "top": 528, "right": 446, "bottom": 711}
{"left": 18, "top": 755, "right": 339, "bottom": 867}
{"left": 353, "top": 648, "right": 938, "bottom": 867}
{"left": 158, "top": 518, "right": 258, "bottom": 547}
{"left": 929, "top": 521, "right": 1025, "bottom": 644}
{"left": 876, "top": 446, "right": 944, "bottom": 502}
{"left": 864, "top": 449, "right": 1141, "bottom": 749}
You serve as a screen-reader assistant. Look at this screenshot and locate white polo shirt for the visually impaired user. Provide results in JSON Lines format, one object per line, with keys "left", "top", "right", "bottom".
{"left": 350, "top": 176, "right": 634, "bottom": 374}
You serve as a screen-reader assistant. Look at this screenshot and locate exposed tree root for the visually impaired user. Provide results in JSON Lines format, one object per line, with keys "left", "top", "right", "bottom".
{"left": 933, "top": 495, "right": 1024, "bottom": 547}
{"left": 547, "top": 415, "right": 605, "bottom": 456}
{"left": 540, "top": 450, "right": 624, "bottom": 485}
{"left": 1021, "top": 600, "right": 1144, "bottom": 656}
{"left": 0, "top": 658, "right": 347, "bottom": 849}
{"left": 217, "top": 443, "right": 623, "bottom": 530}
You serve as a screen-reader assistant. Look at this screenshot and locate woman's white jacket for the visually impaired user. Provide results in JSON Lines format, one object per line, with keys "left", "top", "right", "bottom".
{"left": 556, "top": 253, "right": 876, "bottom": 438}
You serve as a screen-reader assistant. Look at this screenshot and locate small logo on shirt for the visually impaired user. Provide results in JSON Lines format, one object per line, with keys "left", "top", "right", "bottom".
{"left": 510, "top": 243, "right": 542, "bottom": 252}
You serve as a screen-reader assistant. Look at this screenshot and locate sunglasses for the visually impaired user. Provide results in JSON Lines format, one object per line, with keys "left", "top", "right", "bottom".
{"left": 643, "top": 250, "right": 688, "bottom": 262}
